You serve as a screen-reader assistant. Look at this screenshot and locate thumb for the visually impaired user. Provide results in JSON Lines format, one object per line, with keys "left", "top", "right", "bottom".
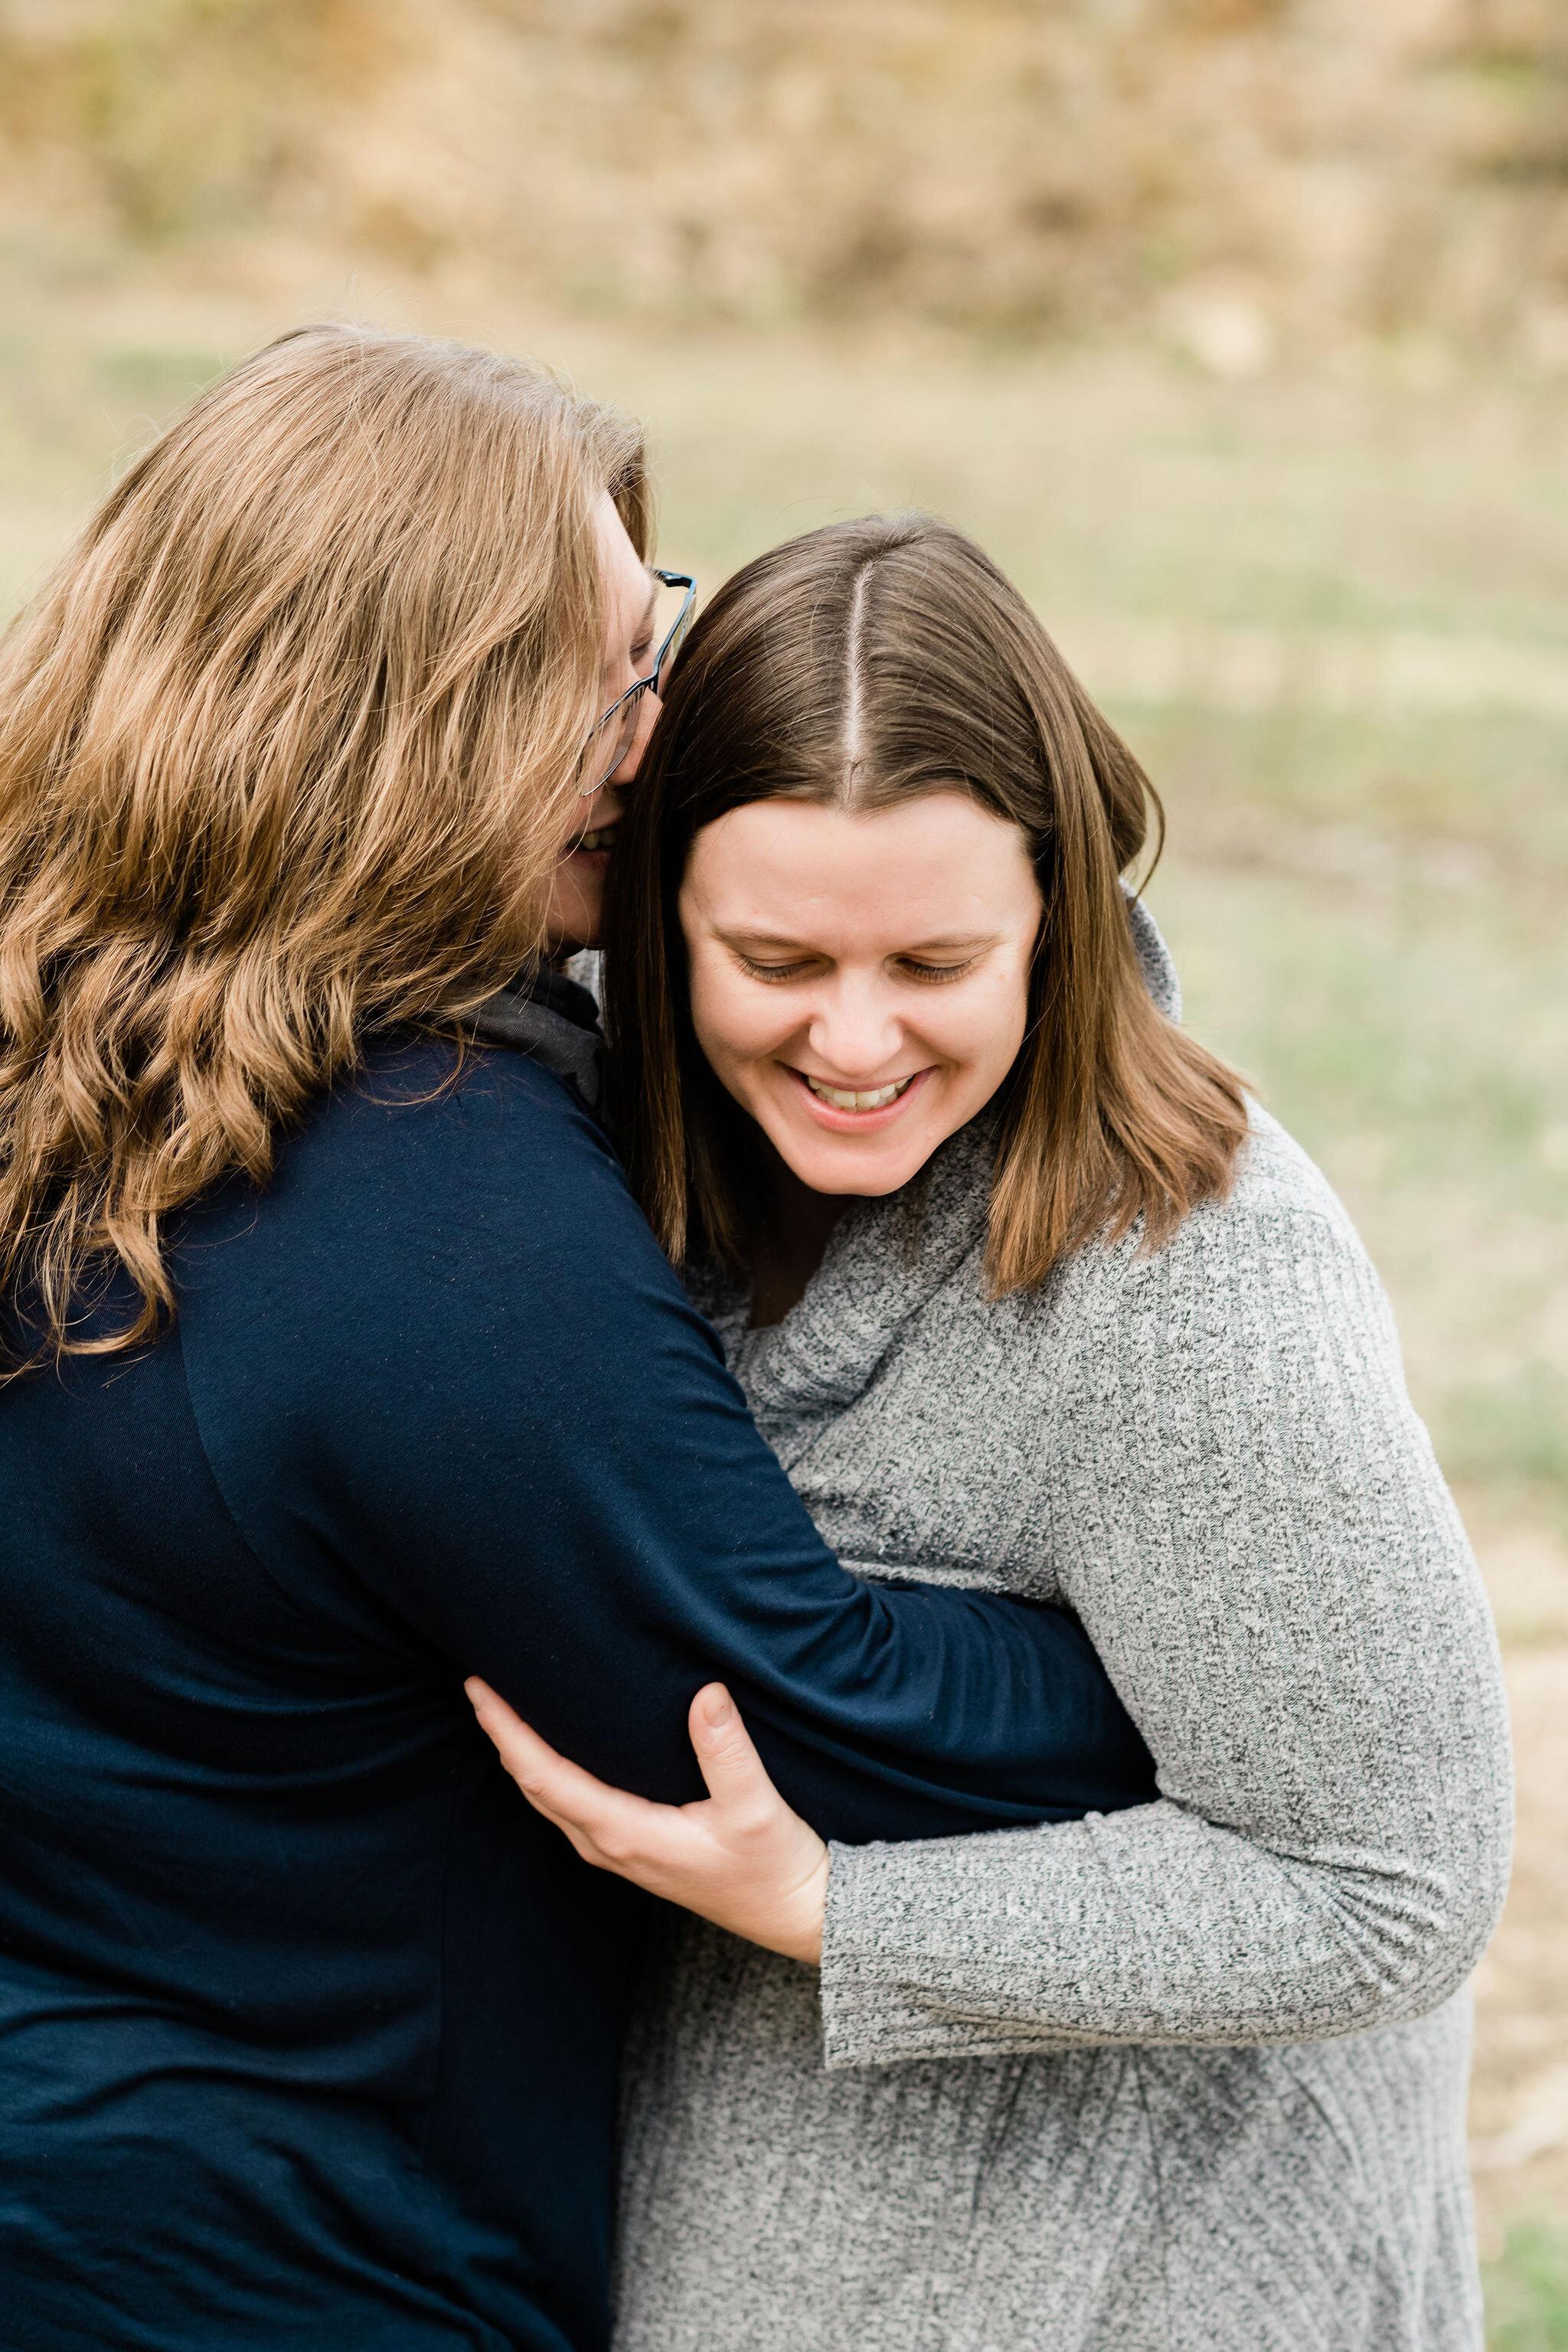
{"left": 687, "top": 1684, "right": 771, "bottom": 1809}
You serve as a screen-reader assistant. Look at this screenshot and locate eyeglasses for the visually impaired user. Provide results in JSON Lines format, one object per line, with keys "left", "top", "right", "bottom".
{"left": 578, "top": 569, "right": 697, "bottom": 796}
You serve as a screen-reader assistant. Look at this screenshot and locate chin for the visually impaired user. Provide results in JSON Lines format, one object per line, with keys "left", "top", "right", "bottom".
{"left": 785, "top": 1139, "right": 926, "bottom": 1198}
{"left": 545, "top": 887, "right": 603, "bottom": 958}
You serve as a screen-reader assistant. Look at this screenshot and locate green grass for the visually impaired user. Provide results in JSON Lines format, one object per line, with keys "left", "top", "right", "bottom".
{"left": 1130, "top": 693, "right": 1568, "bottom": 1530}
{"left": 1117, "top": 699, "right": 1568, "bottom": 885}
{"left": 1487, "top": 2221, "right": 1568, "bottom": 2350}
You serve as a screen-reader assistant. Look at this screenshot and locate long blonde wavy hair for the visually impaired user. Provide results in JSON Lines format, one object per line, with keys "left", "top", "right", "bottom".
{"left": 0, "top": 323, "right": 647, "bottom": 1374}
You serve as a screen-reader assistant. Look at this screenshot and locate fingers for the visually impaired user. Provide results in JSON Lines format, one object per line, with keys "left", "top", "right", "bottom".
{"left": 463, "top": 1677, "right": 652, "bottom": 1857}
{"left": 686, "top": 1684, "right": 775, "bottom": 1822}
{"left": 465, "top": 1677, "right": 567, "bottom": 1805}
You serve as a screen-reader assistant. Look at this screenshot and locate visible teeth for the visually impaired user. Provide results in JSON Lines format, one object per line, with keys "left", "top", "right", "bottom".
{"left": 805, "top": 1075, "right": 913, "bottom": 1112}
{"left": 578, "top": 828, "right": 617, "bottom": 852}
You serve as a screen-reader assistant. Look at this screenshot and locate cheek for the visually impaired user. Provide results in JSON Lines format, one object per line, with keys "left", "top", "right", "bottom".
{"left": 924, "top": 975, "right": 1031, "bottom": 1086}
{"left": 687, "top": 963, "right": 787, "bottom": 1079}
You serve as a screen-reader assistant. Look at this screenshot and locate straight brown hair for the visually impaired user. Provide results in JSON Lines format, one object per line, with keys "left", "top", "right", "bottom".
{"left": 0, "top": 324, "right": 647, "bottom": 1372}
{"left": 605, "top": 514, "right": 1248, "bottom": 1292}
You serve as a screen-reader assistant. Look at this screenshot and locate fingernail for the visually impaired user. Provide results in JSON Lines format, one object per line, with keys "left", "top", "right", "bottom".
{"left": 701, "top": 1686, "right": 733, "bottom": 1729}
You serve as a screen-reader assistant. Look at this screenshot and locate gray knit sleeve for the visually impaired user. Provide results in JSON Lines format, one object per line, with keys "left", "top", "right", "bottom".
{"left": 818, "top": 1136, "right": 1513, "bottom": 2067}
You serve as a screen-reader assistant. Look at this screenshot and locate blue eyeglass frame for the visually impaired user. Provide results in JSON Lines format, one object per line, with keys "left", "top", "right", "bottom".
{"left": 578, "top": 568, "right": 697, "bottom": 795}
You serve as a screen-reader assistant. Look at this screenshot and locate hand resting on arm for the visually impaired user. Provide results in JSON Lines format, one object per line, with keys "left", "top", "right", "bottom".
{"left": 467, "top": 1676, "right": 830, "bottom": 1964}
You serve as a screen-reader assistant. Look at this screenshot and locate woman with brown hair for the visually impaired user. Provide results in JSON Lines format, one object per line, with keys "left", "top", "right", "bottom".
{"left": 0, "top": 344, "right": 1158, "bottom": 2351}
{"left": 472, "top": 515, "right": 1514, "bottom": 2351}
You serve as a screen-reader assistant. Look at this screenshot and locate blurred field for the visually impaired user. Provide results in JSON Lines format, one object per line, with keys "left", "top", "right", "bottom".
{"left": 2, "top": 1, "right": 1566, "bottom": 2335}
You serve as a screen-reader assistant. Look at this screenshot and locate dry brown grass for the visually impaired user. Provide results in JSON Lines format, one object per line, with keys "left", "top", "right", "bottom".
{"left": 3, "top": 1, "right": 1568, "bottom": 358}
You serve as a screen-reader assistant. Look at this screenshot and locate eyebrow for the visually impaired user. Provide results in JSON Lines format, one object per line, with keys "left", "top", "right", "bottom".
{"left": 718, "top": 927, "right": 1002, "bottom": 954}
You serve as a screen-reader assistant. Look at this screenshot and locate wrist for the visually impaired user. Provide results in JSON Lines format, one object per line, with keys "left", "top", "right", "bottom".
{"left": 773, "top": 1843, "right": 831, "bottom": 1966}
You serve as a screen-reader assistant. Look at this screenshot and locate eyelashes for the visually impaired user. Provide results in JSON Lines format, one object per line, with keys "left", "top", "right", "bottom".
{"left": 734, "top": 956, "right": 978, "bottom": 986}
{"left": 900, "top": 959, "right": 978, "bottom": 985}
{"left": 736, "top": 957, "right": 813, "bottom": 982}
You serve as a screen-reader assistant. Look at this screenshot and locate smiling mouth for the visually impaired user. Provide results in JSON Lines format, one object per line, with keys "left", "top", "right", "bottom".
{"left": 801, "top": 1073, "right": 917, "bottom": 1112}
{"left": 575, "top": 825, "right": 618, "bottom": 854}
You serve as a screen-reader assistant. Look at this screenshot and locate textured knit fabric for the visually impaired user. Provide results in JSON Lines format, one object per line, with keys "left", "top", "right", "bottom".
{"left": 611, "top": 920, "right": 1513, "bottom": 2352}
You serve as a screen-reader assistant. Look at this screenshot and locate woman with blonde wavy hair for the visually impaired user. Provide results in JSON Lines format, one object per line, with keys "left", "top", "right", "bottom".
{"left": 0, "top": 331, "right": 1155, "bottom": 2351}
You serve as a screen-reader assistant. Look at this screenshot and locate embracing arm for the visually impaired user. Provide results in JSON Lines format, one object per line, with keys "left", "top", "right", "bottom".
{"left": 817, "top": 1178, "right": 1513, "bottom": 2063}
{"left": 182, "top": 1050, "right": 1153, "bottom": 1850}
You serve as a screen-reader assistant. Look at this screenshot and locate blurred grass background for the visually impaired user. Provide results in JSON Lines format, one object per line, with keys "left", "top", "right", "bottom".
{"left": 2, "top": 2, "right": 1566, "bottom": 2335}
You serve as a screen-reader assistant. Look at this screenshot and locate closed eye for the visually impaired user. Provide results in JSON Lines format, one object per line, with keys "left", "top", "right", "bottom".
{"left": 737, "top": 954, "right": 821, "bottom": 982}
{"left": 735, "top": 952, "right": 982, "bottom": 983}
{"left": 897, "top": 957, "right": 978, "bottom": 984}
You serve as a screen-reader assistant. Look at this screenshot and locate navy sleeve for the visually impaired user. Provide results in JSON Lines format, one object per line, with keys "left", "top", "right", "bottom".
{"left": 181, "top": 1046, "right": 1154, "bottom": 1844}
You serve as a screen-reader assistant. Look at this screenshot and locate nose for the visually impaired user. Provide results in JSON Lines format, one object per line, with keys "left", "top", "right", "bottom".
{"left": 806, "top": 973, "right": 903, "bottom": 1080}
{"left": 605, "top": 687, "right": 662, "bottom": 790}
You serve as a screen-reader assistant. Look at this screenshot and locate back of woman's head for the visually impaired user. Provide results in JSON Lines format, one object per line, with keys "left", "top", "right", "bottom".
{"left": 0, "top": 323, "right": 645, "bottom": 1371}
{"left": 606, "top": 513, "right": 1248, "bottom": 1286}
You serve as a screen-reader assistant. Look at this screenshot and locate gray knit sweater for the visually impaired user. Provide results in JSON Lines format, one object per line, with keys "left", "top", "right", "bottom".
{"left": 610, "top": 911, "right": 1512, "bottom": 2352}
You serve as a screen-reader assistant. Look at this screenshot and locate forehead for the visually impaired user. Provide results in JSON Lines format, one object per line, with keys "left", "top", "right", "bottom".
{"left": 684, "top": 793, "right": 1038, "bottom": 941}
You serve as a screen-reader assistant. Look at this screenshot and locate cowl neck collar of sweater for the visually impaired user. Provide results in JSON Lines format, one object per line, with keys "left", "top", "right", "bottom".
{"left": 692, "top": 1116, "right": 997, "bottom": 1442}
{"left": 692, "top": 890, "right": 1181, "bottom": 1431}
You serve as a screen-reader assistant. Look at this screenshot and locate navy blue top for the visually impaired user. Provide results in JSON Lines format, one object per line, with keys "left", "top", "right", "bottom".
{"left": 0, "top": 1039, "right": 1155, "bottom": 2352}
